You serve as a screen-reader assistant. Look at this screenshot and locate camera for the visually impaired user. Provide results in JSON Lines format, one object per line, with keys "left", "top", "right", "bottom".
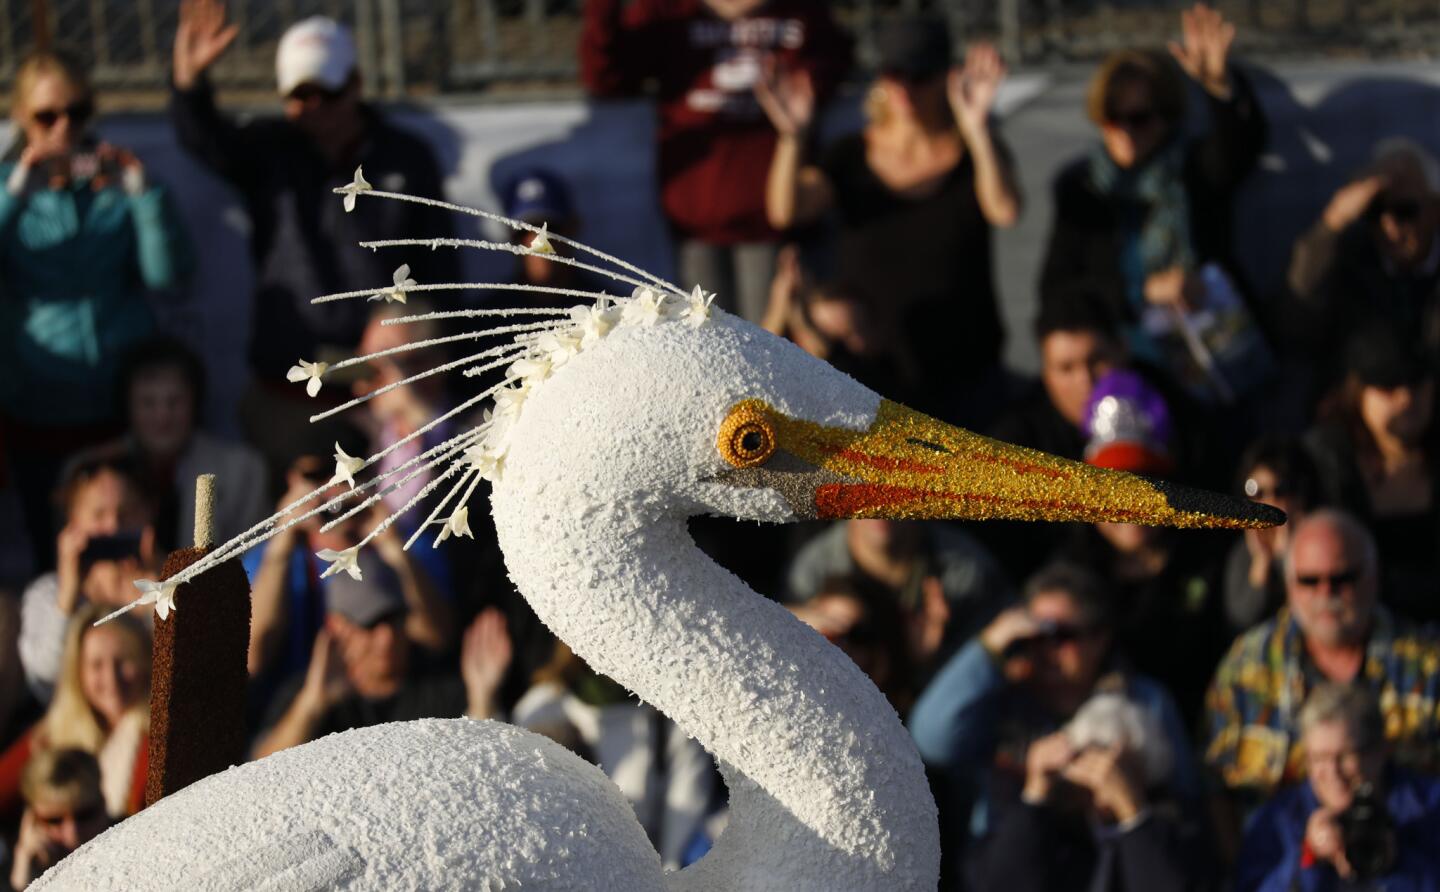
{"left": 1337, "top": 782, "right": 1395, "bottom": 882}
{"left": 79, "top": 531, "right": 143, "bottom": 566}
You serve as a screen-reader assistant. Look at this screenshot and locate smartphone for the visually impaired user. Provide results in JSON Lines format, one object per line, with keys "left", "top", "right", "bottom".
{"left": 79, "top": 531, "right": 143, "bottom": 565}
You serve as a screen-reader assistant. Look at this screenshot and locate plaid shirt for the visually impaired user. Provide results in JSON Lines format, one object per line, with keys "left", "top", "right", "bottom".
{"left": 1204, "top": 605, "right": 1440, "bottom": 803}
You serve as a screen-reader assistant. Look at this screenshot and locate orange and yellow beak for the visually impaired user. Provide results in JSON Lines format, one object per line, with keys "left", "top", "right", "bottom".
{"left": 722, "top": 399, "right": 1282, "bottom": 529}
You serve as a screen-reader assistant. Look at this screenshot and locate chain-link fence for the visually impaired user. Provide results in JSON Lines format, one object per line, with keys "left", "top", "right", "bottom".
{"left": 1, "top": 1, "right": 1437, "bottom": 104}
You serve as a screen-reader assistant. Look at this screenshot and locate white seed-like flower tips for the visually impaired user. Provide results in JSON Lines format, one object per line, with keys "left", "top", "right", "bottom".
{"left": 337, "top": 166, "right": 372, "bottom": 213}
{"left": 683, "top": 285, "right": 716, "bottom": 328}
{"left": 436, "top": 506, "right": 474, "bottom": 544}
{"left": 330, "top": 442, "right": 366, "bottom": 489}
{"left": 134, "top": 578, "right": 179, "bottom": 622}
{"left": 371, "top": 264, "right": 417, "bottom": 304}
{"left": 529, "top": 222, "right": 556, "bottom": 255}
{"left": 286, "top": 359, "right": 329, "bottom": 398}
{"left": 317, "top": 547, "right": 363, "bottom": 581}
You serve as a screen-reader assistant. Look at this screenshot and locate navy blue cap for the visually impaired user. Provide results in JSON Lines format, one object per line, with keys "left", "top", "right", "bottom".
{"left": 502, "top": 170, "right": 574, "bottom": 223}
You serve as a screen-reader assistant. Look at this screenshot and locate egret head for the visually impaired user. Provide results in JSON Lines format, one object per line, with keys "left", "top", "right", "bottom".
{"left": 497, "top": 305, "right": 1281, "bottom": 533}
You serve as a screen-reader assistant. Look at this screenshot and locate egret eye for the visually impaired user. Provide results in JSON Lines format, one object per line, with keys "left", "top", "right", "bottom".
{"left": 718, "top": 402, "right": 777, "bottom": 468}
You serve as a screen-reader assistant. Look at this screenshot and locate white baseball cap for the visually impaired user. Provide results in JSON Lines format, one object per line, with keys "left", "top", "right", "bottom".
{"left": 275, "top": 16, "right": 357, "bottom": 96}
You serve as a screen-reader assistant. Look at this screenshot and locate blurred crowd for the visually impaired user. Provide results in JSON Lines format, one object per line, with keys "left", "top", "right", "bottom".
{"left": 0, "top": 0, "right": 1437, "bottom": 888}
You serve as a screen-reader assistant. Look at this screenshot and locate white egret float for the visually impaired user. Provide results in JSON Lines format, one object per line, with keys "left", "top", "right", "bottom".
{"left": 36, "top": 175, "right": 1280, "bottom": 890}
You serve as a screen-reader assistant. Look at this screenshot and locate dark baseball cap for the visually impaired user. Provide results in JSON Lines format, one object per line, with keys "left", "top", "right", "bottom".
{"left": 326, "top": 550, "right": 406, "bottom": 627}
{"left": 874, "top": 17, "right": 952, "bottom": 82}
{"left": 502, "top": 170, "right": 574, "bottom": 224}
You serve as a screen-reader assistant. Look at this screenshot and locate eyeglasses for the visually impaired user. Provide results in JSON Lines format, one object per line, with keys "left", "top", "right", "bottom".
{"left": 1295, "top": 569, "right": 1360, "bottom": 590}
{"left": 31, "top": 99, "right": 93, "bottom": 129}
{"left": 1105, "top": 108, "right": 1160, "bottom": 130}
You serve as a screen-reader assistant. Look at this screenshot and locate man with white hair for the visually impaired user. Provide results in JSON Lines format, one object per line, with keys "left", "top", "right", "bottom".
{"left": 1235, "top": 683, "right": 1440, "bottom": 891}
{"left": 167, "top": 0, "right": 458, "bottom": 473}
{"left": 1288, "top": 138, "right": 1440, "bottom": 370}
{"left": 1204, "top": 509, "right": 1440, "bottom": 817}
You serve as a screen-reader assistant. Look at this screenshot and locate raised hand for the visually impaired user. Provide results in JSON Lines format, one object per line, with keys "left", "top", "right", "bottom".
{"left": 1323, "top": 174, "right": 1386, "bottom": 232}
{"left": 948, "top": 42, "right": 1005, "bottom": 141}
{"left": 754, "top": 59, "right": 815, "bottom": 138}
{"left": 1168, "top": 3, "right": 1236, "bottom": 97}
{"left": 301, "top": 628, "right": 352, "bottom": 711}
{"left": 174, "top": 0, "right": 240, "bottom": 90}
{"left": 461, "top": 608, "right": 513, "bottom": 718}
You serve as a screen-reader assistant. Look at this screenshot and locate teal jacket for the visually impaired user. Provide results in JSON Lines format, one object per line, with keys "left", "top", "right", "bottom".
{"left": 0, "top": 162, "right": 192, "bottom": 426}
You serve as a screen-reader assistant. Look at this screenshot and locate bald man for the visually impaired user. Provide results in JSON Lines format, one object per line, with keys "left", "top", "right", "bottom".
{"left": 1203, "top": 509, "right": 1440, "bottom": 815}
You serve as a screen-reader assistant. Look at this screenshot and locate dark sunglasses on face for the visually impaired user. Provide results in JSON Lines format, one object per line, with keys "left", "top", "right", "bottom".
{"left": 1295, "top": 569, "right": 1360, "bottom": 589}
{"left": 1371, "top": 197, "right": 1423, "bottom": 222}
{"left": 36, "top": 801, "right": 105, "bottom": 827}
{"left": 1105, "top": 107, "right": 1160, "bottom": 130}
{"left": 31, "top": 99, "right": 93, "bottom": 128}
{"left": 288, "top": 84, "right": 344, "bottom": 105}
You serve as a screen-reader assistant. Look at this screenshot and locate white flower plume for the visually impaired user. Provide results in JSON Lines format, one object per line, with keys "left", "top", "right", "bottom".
{"left": 535, "top": 330, "right": 582, "bottom": 369}
{"left": 371, "top": 264, "right": 416, "bottom": 304}
{"left": 683, "top": 285, "right": 715, "bottom": 328}
{"left": 508, "top": 356, "right": 553, "bottom": 385}
{"left": 134, "top": 578, "right": 178, "bottom": 622}
{"left": 436, "top": 506, "right": 474, "bottom": 544}
{"left": 317, "top": 547, "right": 363, "bottom": 581}
{"left": 466, "top": 443, "right": 506, "bottom": 483}
{"left": 529, "top": 223, "right": 556, "bottom": 255}
{"left": 571, "top": 302, "right": 618, "bottom": 347}
{"left": 329, "top": 442, "right": 366, "bottom": 489}
{"left": 337, "top": 166, "right": 372, "bottom": 213}
{"left": 285, "top": 359, "right": 329, "bottom": 398}
{"left": 623, "top": 287, "right": 669, "bottom": 327}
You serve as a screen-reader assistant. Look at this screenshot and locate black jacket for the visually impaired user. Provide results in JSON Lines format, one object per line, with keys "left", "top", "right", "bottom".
{"left": 169, "top": 78, "right": 460, "bottom": 381}
{"left": 1039, "top": 69, "right": 1268, "bottom": 335}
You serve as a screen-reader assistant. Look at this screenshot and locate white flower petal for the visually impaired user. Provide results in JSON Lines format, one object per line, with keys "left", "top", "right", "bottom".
{"left": 317, "top": 547, "right": 362, "bottom": 581}
{"left": 529, "top": 223, "right": 556, "bottom": 255}
{"left": 393, "top": 264, "right": 412, "bottom": 287}
{"left": 306, "top": 376, "right": 323, "bottom": 398}
{"left": 286, "top": 365, "right": 309, "bottom": 383}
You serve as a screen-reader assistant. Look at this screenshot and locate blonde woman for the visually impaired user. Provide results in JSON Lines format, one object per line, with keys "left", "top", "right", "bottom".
{"left": 0, "top": 49, "right": 191, "bottom": 568}
{"left": 757, "top": 18, "right": 1020, "bottom": 423}
{"left": 0, "top": 604, "right": 151, "bottom": 821}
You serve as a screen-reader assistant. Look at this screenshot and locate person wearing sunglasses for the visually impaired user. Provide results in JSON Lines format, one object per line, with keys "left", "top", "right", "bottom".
{"left": 0, "top": 49, "right": 192, "bottom": 575}
{"left": 7, "top": 748, "right": 111, "bottom": 889}
{"left": 1204, "top": 509, "right": 1440, "bottom": 853}
{"left": 1289, "top": 139, "right": 1440, "bottom": 381}
{"left": 1039, "top": 4, "right": 1268, "bottom": 408}
{"left": 169, "top": 1, "right": 458, "bottom": 483}
{"left": 909, "top": 562, "right": 1202, "bottom": 883}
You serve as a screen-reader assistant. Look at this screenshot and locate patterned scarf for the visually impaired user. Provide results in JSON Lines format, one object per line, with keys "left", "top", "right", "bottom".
{"left": 1087, "top": 138, "right": 1195, "bottom": 313}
